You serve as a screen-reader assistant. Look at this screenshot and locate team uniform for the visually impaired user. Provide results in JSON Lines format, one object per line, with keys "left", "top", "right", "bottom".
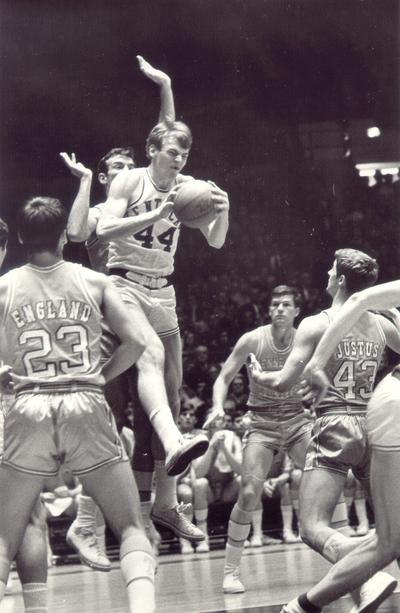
{"left": 243, "top": 324, "right": 312, "bottom": 456}
{"left": 304, "top": 310, "right": 386, "bottom": 482}
{"left": 107, "top": 168, "right": 182, "bottom": 338}
{"left": 0, "top": 261, "right": 126, "bottom": 476}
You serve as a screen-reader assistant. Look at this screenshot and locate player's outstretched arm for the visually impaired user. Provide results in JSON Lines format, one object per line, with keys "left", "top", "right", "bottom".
{"left": 137, "top": 55, "right": 175, "bottom": 124}
{"left": 60, "top": 153, "right": 95, "bottom": 242}
{"left": 200, "top": 181, "right": 229, "bottom": 248}
{"left": 204, "top": 332, "right": 255, "bottom": 429}
{"left": 306, "top": 280, "right": 400, "bottom": 376}
{"left": 100, "top": 278, "right": 146, "bottom": 381}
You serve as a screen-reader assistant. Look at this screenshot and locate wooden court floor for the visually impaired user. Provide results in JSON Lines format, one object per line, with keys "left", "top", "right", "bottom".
{"left": 2, "top": 542, "right": 400, "bottom": 612}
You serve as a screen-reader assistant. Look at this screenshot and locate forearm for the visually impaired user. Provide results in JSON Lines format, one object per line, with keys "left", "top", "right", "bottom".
{"left": 66, "top": 175, "right": 93, "bottom": 242}
{"left": 159, "top": 77, "right": 175, "bottom": 123}
{"left": 101, "top": 340, "right": 144, "bottom": 382}
{"left": 212, "top": 376, "right": 230, "bottom": 409}
{"left": 97, "top": 209, "right": 161, "bottom": 240}
{"left": 204, "top": 210, "right": 229, "bottom": 249}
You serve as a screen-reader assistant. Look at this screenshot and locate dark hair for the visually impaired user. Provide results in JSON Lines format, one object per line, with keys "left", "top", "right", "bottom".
{"left": 270, "top": 285, "right": 302, "bottom": 308}
{"left": 0, "top": 218, "right": 9, "bottom": 249}
{"left": 335, "top": 248, "right": 379, "bottom": 293}
{"left": 18, "top": 197, "right": 68, "bottom": 251}
{"left": 145, "top": 121, "right": 193, "bottom": 158}
{"left": 97, "top": 147, "right": 136, "bottom": 175}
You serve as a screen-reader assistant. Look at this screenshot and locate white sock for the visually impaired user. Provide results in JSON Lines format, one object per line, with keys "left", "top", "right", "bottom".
{"left": 121, "top": 550, "right": 155, "bottom": 613}
{"left": 252, "top": 508, "right": 263, "bottom": 539}
{"left": 22, "top": 582, "right": 48, "bottom": 613}
{"left": 281, "top": 504, "right": 294, "bottom": 533}
{"left": 74, "top": 495, "right": 97, "bottom": 531}
{"left": 153, "top": 461, "right": 177, "bottom": 510}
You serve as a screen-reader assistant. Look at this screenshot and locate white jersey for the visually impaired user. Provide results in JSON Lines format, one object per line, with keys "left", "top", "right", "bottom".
{"left": 107, "top": 168, "right": 181, "bottom": 278}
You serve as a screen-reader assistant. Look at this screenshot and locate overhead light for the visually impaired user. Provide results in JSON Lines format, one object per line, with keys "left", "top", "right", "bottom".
{"left": 359, "top": 169, "right": 376, "bottom": 177}
{"left": 367, "top": 127, "right": 381, "bottom": 138}
{"left": 381, "top": 167, "right": 399, "bottom": 175}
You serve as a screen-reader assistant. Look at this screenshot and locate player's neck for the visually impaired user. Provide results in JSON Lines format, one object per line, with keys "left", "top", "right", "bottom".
{"left": 331, "top": 289, "right": 348, "bottom": 308}
{"left": 28, "top": 251, "right": 62, "bottom": 268}
{"left": 271, "top": 324, "right": 294, "bottom": 348}
{"left": 148, "top": 164, "right": 175, "bottom": 191}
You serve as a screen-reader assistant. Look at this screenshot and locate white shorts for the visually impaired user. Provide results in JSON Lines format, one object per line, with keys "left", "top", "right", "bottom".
{"left": 111, "top": 276, "right": 179, "bottom": 338}
{"left": 367, "top": 372, "right": 400, "bottom": 452}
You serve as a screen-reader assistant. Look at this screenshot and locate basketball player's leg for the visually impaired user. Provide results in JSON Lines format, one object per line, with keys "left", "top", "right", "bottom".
{"left": 283, "top": 449, "right": 399, "bottom": 613}
{"left": 0, "top": 466, "right": 44, "bottom": 602}
{"left": 223, "top": 440, "right": 274, "bottom": 593}
{"left": 80, "top": 460, "right": 155, "bottom": 613}
{"left": 16, "top": 497, "right": 49, "bottom": 613}
{"left": 128, "top": 301, "right": 208, "bottom": 473}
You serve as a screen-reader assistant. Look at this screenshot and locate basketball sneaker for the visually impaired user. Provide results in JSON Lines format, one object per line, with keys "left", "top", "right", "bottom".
{"left": 223, "top": 567, "right": 245, "bottom": 594}
{"left": 151, "top": 503, "right": 205, "bottom": 542}
{"left": 165, "top": 434, "right": 209, "bottom": 477}
{"left": 349, "top": 571, "right": 397, "bottom": 613}
{"left": 196, "top": 539, "right": 210, "bottom": 553}
{"left": 180, "top": 539, "right": 195, "bottom": 554}
{"left": 66, "top": 524, "right": 112, "bottom": 571}
{"left": 248, "top": 535, "right": 263, "bottom": 547}
{"left": 280, "top": 598, "right": 307, "bottom": 613}
{"left": 283, "top": 530, "right": 302, "bottom": 544}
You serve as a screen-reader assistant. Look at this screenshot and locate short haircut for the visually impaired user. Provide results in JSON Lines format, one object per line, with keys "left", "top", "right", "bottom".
{"left": 335, "top": 248, "right": 379, "bottom": 293}
{"left": 270, "top": 285, "right": 302, "bottom": 308}
{"left": 145, "top": 121, "right": 193, "bottom": 158}
{"left": 18, "top": 197, "right": 68, "bottom": 251}
{"left": 97, "top": 147, "right": 136, "bottom": 175}
{"left": 0, "top": 218, "right": 9, "bottom": 249}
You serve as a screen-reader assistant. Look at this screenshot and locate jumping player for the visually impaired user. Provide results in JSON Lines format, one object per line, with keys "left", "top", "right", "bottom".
{"left": 61, "top": 57, "right": 215, "bottom": 563}
{"left": 0, "top": 197, "right": 156, "bottom": 612}
{"left": 250, "top": 249, "right": 400, "bottom": 609}
{"left": 94, "top": 117, "right": 229, "bottom": 542}
{"left": 281, "top": 280, "right": 400, "bottom": 613}
{"left": 205, "top": 285, "right": 312, "bottom": 593}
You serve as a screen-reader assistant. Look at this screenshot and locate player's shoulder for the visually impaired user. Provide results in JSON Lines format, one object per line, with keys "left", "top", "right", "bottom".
{"left": 69, "top": 262, "right": 108, "bottom": 286}
{"left": 298, "top": 311, "right": 329, "bottom": 336}
{"left": 238, "top": 327, "right": 261, "bottom": 347}
{"left": 111, "top": 167, "right": 144, "bottom": 196}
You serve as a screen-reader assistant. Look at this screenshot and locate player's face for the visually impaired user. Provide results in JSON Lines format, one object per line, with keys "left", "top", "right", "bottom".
{"left": 269, "top": 294, "right": 298, "bottom": 327}
{"left": 326, "top": 260, "right": 339, "bottom": 297}
{"left": 154, "top": 134, "right": 190, "bottom": 177}
{"left": 103, "top": 155, "right": 135, "bottom": 184}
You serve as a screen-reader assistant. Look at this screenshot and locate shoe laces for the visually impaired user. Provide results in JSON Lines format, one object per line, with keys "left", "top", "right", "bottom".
{"left": 175, "top": 502, "right": 193, "bottom": 515}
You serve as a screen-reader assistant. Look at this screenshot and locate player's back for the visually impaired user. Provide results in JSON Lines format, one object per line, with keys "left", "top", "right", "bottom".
{"left": 318, "top": 309, "right": 386, "bottom": 413}
{"left": 0, "top": 261, "right": 104, "bottom": 389}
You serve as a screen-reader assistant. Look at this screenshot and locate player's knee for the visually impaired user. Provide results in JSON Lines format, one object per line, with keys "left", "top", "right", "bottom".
{"left": 240, "top": 476, "right": 263, "bottom": 509}
{"left": 193, "top": 477, "right": 208, "bottom": 499}
{"left": 177, "top": 483, "right": 193, "bottom": 505}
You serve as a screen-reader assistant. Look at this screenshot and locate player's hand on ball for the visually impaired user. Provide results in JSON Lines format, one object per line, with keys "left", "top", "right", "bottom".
{"left": 137, "top": 55, "right": 171, "bottom": 86}
{"left": 207, "top": 181, "right": 229, "bottom": 215}
{"left": 60, "top": 152, "right": 92, "bottom": 180}
{"left": 158, "top": 185, "right": 180, "bottom": 220}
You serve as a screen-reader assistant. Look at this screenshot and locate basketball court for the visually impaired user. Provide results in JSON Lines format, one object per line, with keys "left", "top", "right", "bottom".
{"left": 2, "top": 541, "right": 400, "bottom": 612}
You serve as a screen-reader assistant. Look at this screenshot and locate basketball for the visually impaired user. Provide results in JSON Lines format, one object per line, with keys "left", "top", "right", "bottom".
{"left": 173, "top": 179, "right": 216, "bottom": 228}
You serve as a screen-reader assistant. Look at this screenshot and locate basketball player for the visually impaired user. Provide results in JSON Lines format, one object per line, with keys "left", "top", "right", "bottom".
{"left": 0, "top": 197, "right": 157, "bottom": 612}
{"left": 62, "top": 57, "right": 214, "bottom": 564}
{"left": 281, "top": 280, "right": 400, "bottom": 613}
{"left": 249, "top": 250, "right": 400, "bottom": 609}
{"left": 0, "top": 219, "right": 50, "bottom": 610}
{"left": 94, "top": 117, "right": 229, "bottom": 537}
{"left": 205, "top": 285, "right": 312, "bottom": 593}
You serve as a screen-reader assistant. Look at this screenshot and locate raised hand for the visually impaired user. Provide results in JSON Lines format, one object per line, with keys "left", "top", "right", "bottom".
{"left": 59, "top": 152, "right": 92, "bottom": 180}
{"left": 137, "top": 55, "right": 171, "bottom": 86}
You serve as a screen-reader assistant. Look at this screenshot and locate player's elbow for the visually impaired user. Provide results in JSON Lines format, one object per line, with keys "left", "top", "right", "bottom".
{"left": 67, "top": 226, "right": 90, "bottom": 243}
